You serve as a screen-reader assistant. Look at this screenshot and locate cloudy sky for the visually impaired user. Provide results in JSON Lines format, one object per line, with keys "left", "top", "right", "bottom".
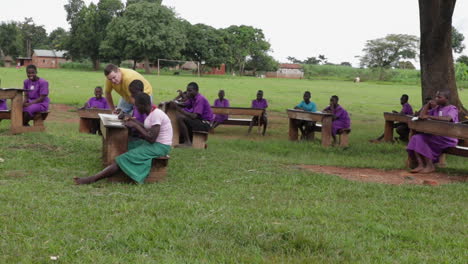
{"left": 1, "top": 0, "right": 467, "bottom": 66}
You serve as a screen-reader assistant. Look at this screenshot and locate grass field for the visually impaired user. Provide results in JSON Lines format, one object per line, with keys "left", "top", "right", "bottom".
{"left": 0, "top": 68, "right": 467, "bottom": 263}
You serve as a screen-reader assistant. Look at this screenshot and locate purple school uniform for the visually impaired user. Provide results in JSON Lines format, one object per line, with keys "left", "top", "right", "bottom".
{"left": 251, "top": 99, "right": 268, "bottom": 109}
{"left": 132, "top": 105, "right": 148, "bottom": 123}
{"left": 401, "top": 103, "right": 413, "bottom": 115}
{"left": 23, "top": 78, "right": 50, "bottom": 117}
{"left": 86, "top": 97, "right": 109, "bottom": 109}
{"left": 213, "top": 98, "right": 230, "bottom": 123}
{"left": 184, "top": 93, "right": 213, "bottom": 121}
{"left": 323, "top": 105, "right": 351, "bottom": 136}
{"left": 407, "top": 105, "right": 458, "bottom": 163}
{"left": 0, "top": 99, "right": 7, "bottom": 110}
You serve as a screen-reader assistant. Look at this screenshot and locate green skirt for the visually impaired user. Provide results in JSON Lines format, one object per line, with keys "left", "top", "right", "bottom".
{"left": 115, "top": 140, "right": 171, "bottom": 184}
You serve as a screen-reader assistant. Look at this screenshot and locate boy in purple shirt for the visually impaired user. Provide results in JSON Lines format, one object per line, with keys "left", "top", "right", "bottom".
{"left": 83, "top": 86, "right": 109, "bottom": 110}
{"left": 22, "top": 65, "right": 50, "bottom": 126}
{"left": 323, "top": 95, "right": 351, "bottom": 143}
{"left": 248, "top": 90, "right": 268, "bottom": 135}
{"left": 407, "top": 91, "right": 458, "bottom": 174}
{"left": 211, "top": 90, "right": 230, "bottom": 128}
{"left": 176, "top": 82, "right": 213, "bottom": 146}
{"left": 0, "top": 99, "right": 7, "bottom": 110}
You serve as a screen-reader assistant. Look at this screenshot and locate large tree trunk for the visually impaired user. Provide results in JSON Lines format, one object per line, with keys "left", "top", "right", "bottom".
{"left": 144, "top": 56, "right": 151, "bottom": 74}
{"left": 93, "top": 59, "right": 100, "bottom": 71}
{"left": 419, "top": 0, "right": 467, "bottom": 117}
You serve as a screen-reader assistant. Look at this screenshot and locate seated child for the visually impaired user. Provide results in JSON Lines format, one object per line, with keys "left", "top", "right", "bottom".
{"left": 414, "top": 97, "right": 436, "bottom": 116}
{"left": 22, "top": 65, "right": 49, "bottom": 126}
{"left": 74, "top": 93, "right": 172, "bottom": 184}
{"left": 126, "top": 80, "right": 157, "bottom": 139}
{"left": 323, "top": 95, "right": 351, "bottom": 143}
{"left": 407, "top": 91, "right": 458, "bottom": 174}
{"left": 248, "top": 90, "right": 268, "bottom": 135}
{"left": 175, "top": 82, "right": 213, "bottom": 146}
{"left": 81, "top": 86, "right": 110, "bottom": 134}
{"left": 370, "top": 94, "right": 413, "bottom": 142}
{"left": 211, "top": 90, "right": 230, "bottom": 128}
{"left": 294, "top": 91, "right": 317, "bottom": 139}
{"left": 0, "top": 99, "right": 7, "bottom": 111}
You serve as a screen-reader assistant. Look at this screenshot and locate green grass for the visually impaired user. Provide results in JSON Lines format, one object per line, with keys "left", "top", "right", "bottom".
{"left": 0, "top": 68, "right": 467, "bottom": 263}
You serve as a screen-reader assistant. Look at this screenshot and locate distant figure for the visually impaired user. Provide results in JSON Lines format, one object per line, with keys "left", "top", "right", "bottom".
{"left": 81, "top": 86, "right": 110, "bottom": 135}
{"left": 407, "top": 91, "right": 458, "bottom": 174}
{"left": 370, "top": 94, "right": 413, "bottom": 142}
{"left": 323, "top": 95, "right": 351, "bottom": 144}
{"left": 16, "top": 62, "right": 20, "bottom": 69}
{"left": 22, "top": 65, "right": 50, "bottom": 126}
{"left": 212, "top": 90, "right": 230, "bottom": 129}
{"left": 248, "top": 90, "right": 268, "bottom": 135}
{"left": 294, "top": 91, "right": 317, "bottom": 140}
{"left": 354, "top": 76, "right": 360, "bottom": 83}
{"left": 0, "top": 99, "right": 7, "bottom": 111}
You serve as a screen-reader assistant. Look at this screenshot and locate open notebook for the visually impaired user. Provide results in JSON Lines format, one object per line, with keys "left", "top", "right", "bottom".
{"left": 98, "top": 113, "right": 125, "bottom": 128}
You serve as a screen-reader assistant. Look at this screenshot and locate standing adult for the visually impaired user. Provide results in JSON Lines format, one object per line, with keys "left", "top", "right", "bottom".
{"left": 104, "top": 64, "right": 153, "bottom": 114}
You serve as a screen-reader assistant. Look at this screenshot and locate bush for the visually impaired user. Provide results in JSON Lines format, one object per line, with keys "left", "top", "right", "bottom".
{"left": 59, "top": 60, "right": 106, "bottom": 71}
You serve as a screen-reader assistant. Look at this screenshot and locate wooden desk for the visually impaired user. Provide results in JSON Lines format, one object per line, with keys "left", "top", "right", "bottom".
{"left": 0, "top": 88, "right": 24, "bottom": 134}
{"left": 159, "top": 101, "right": 180, "bottom": 146}
{"left": 287, "top": 109, "right": 333, "bottom": 147}
{"left": 408, "top": 119, "right": 468, "bottom": 140}
{"left": 383, "top": 112, "right": 413, "bottom": 142}
{"left": 77, "top": 108, "right": 112, "bottom": 133}
{"left": 99, "top": 114, "right": 128, "bottom": 167}
{"left": 211, "top": 106, "right": 265, "bottom": 134}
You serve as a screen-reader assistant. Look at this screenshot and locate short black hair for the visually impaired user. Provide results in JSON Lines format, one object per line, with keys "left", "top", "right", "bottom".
{"left": 135, "top": 93, "right": 151, "bottom": 108}
{"left": 331, "top": 95, "right": 339, "bottom": 102}
{"left": 402, "top": 94, "right": 409, "bottom": 100}
{"left": 304, "top": 91, "right": 311, "bottom": 96}
{"left": 437, "top": 90, "right": 450, "bottom": 100}
{"left": 187, "top": 82, "right": 199, "bottom": 91}
{"left": 26, "top": 64, "right": 37, "bottom": 72}
{"left": 257, "top": 90, "right": 263, "bottom": 93}
{"left": 95, "top": 86, "right": 103, "bottom": 91}
{"left": 129, "top": 80, "right": 144, "bottom": 92}
{"left": 104, "top": 64, "right": 119, "bottom": 76}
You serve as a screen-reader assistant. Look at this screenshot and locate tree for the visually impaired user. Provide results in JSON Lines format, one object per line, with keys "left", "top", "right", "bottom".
{"left": 65, "top": 0, "right": 123, "bottom": 70}
{"left": 20, "top": 17, "right": 49, "bottom": 57}
{"left": 0, "top": 22, "right": 23, "bottom": 58}
{"left": 396, "top": 61, "right": 416, "bottom": 69}
{"left": 126, "top": 0, "right": 161, "bottom": 6}
{"left": 304, "top": 57, "right": 320, "bottom": 65}
{"left": 340, "top": 62, "right": 352, "bottom": 67}
{"left": 287, "top": 56, "right": 302, "bottom": 64}
{"left": 452, "top": 26, "right": 465, "bottom": 54}
{"left": 419, "top": 0, "right": 465, "bottom": 114}
{"left": 456, "top": 55, "right": 468, "bottom": 65}
{"left": 48, "top": 27, "right": 69, "bottom": 50}
{"left": 318, "top": 54, "right": 327, "bottom": 64}
{"left": 245, "top": 53, "right": 278, "bottom": 75}
{"left": 359, "top": 34, "right": 419, "bottom": 69}
{"left": 102, "top": 2, "right": 186, "bottom": 73}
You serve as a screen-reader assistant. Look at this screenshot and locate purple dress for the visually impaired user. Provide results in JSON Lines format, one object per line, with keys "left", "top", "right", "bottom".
{"left": 323, "top": 105, "right": 351, "bottom": 136}
{"left": 23, "top": 78, "right": 50, "bottom": 117}
{"left": 407, "top": 105, "right": 459, "bottom": 163}
{"left": 252, "top": 99, "right": 268, "bottom": 109}
{"left": 401, "top": 103, "right": 413, "bottom": 115}
{"left": 213, "top": 98, "right": 230, "bottom": 123}
{"left": 86, "top": 97, "right": 109, "bottom": 109}
{"left": 0, "top": 99, "right": 7, "bottom": 110}
{"left": 184, "top": 93, "right": 214, "bottom": 121}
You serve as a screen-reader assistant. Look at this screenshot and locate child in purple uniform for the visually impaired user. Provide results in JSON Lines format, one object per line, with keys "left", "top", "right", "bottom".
{"left": 323, "top": 95, "right": 351, "bottom": 144}
{"left": 248, "top": 90, "right": 268, "bottom": 135}
{"left": 22, "top": 65, "right": 49, "bottom": 126}
{"left": 371, "top": 94, "right": 413, "bottom": 142}
{"left": 176, "top": 82, "right": 213, "bottom": 146}
{"left": 0, "top": 99, "right": 7, "bottom": 110}
{"left": 407, "top": 91, "right": 458, "bottom": 174}
{"left": 81, "top": 86, "right": 109, "bottom": 134}
{"left": 211, "top": 90, "right": 230, "bottom": 128}
{"left": 125, "top": 80, "right": 157, "bottom": 139}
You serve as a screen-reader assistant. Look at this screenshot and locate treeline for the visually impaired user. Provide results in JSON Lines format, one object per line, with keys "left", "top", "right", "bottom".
{"left": 0, "top": 0, "right": 278, "bottom": 74}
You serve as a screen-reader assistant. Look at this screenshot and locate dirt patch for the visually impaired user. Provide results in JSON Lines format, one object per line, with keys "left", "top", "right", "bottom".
{"left": 47, "top": 104, "right": 79, "bottom": 124}
{"left": 297, "top": 165, "right": 467, "bottom": 186}
{"left": 9, "top": 143, "right": 61, "bottom": 152}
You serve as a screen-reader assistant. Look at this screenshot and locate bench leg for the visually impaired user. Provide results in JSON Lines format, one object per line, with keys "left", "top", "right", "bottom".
{"left": 192, "top": 133, "right": 208, "bottom": 149}
{"left": 79, "top": 118, "right": 93, "bottom": 133}
{"left": 384, "top": 121, "right": 394, "bottom": 142}
{"left": 146, "top": 159, "right": 169, "bottom": 183}
{"left": 437, "top": 154, "right": 447, "bottom": 168}
{"left": 339, "top": 133, "right": 349, "bottom": 147}
{"left": 289, "top": 118, "right": 299, "bottom": 141}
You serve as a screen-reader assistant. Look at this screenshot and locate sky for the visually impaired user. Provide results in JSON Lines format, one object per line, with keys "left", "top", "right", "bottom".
{"left": 1, "top": 0, "right": 467, "bottom": 67}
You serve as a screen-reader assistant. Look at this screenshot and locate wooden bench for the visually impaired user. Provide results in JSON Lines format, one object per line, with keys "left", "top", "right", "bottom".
{"left": 383, "top": 112, "right": 413, "bottom": 142}
{"left": 0, "top": 110, "right": 49, "bottom": 132}
{"left": 337, "top": 128, "right": 351, "bottom": 147}
{"left": 408, "top": 119, "right": 468, "bottom": 166}
{"left": 77, "top": 108, "right": 112, "bottom": 134}
{"left": 211, "top": 106, "right": 266, "bottom": 134}
{"left": 107, "top": 156, "right": 170, "bottom": 183}
{"left": 192, "top": 131, "right": 208, "bottom": 149}
{"left": 287, "top": 109, "right": 334, "bottom": 147}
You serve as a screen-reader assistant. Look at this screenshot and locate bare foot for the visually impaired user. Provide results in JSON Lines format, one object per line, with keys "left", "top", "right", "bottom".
{"left": 73, "top": 177, "right": 95, "bottom": 185}
{"left": 410, "top": 166, "right": 424, "bottom": 173}
{"left": 419, "top": 167, "right": 435, "bottom": 174}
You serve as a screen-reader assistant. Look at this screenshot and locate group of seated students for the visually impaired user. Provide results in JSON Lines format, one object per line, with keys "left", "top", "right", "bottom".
{"left": 0, "top": 65, "right": 50, "bottom": 126}
{"left": 293, "top": 91, "right": 351, "bottom": 143}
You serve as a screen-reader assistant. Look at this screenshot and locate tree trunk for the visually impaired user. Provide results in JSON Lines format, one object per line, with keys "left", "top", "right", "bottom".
{"left": 144, "top": 56, "right": 151, "bottom": 74}
{"left": 419, "top": 0, "right": 467, "bottom": 117}
{"left": 133, "top": 59, "right": 137, "bottom": 70}
{"left": 93, "top": 59, "right": 100, "bottom": 71}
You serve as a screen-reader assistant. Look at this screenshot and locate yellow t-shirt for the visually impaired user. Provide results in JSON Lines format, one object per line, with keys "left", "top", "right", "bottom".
{"left": 105, "top": 68, "right": 153, "bottom": 102}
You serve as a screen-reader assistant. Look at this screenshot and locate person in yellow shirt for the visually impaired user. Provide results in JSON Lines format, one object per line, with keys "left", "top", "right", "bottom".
{"left": 104, "top": 64, "right": 153, "bottom": 114}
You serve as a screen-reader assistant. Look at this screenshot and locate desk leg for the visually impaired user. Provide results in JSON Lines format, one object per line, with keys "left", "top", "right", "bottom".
{"left": 289, "top": 118, "right": 299, "bottom": 141}
{"left": 79, "top": 118, "right": 92, "bottom": 133}
{"left": 384, "top": 121, "right": 394, "bottom": 142}
{"left": 321, "top": 117, "right": 332, "bottom": 147}
{"left": 103, "top": 128, "right": 128, "bottom": 167}
{"left": 10, "top": 92, "right": 23, "bottom": 134}
{"left": 257, "top": 115, "right": 261, "bottom": 134}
